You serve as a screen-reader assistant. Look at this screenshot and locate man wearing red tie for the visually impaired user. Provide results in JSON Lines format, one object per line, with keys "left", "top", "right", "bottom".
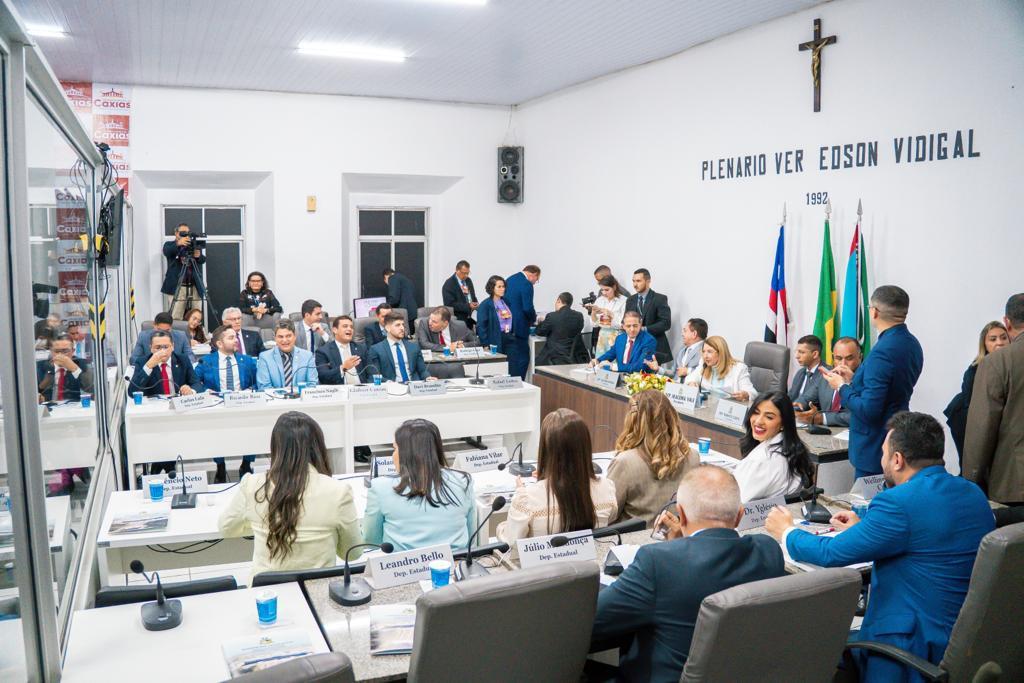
{"left": 128, "top": 330, "right": 202, "bottom": 399}
{"left": 37, "top": 334, "right": 94, "bottom": 403}
{"left": 795, "top": 336, "right": 862, "bottom": 427}
{"left": 590, "top": 311, "right": 658, "bottom": 373}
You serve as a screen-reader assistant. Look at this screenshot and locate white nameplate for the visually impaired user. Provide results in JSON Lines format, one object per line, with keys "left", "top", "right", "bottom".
{"left": 593, "top": 368, "right": 620, "bottom": 390}
{"left": 169, "top": 392, "right": 220, "bottom": 412}
{"left": 408, "top": 380, "right": 447, "bottom": 397}
{"left": 737, "top": 495, "right": 787, "bottom": 531}
{"left": 486, "top": 376, "right": 523, "bottom": 391}
{"left": 141, "top": 472, "right": 210, "bottom": 499}
{"left": 517, "top": 530, "right": 597, "bottom": 569}
{"left": 421, "top": 349, "right": 434, "bottom": 362}
{"left": 714, "top": 398, "right": 748, "bottom": 428}
{"left": 454, "top": 448, "right": 507, "bottom": 473}
{"left": 347, "top": 384, "right": 388, "bottom": 400}
{"left": 300, "top": 385, "right": 344, "bottom": 403}
{"left": 368, "top": 544, "right": 454, "bottom": 589}
{"left": 854, "top": 474, "right": 887, "bottom": 500}
{"left": 664, "top": 382, "right": 700, "bottom": 414}
{"left": 371, "top": 456, "right": 397, "bottom": 477}
{"left": 222, "top": 391, "right": 262, "bottom": 408}
{"left": 456, "top": 347, "right": 482, "bottom": 360}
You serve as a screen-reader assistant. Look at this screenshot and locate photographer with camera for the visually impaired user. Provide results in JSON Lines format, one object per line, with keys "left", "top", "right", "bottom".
{"left": 161, "top": 222, "right": 207, "bottom": 318}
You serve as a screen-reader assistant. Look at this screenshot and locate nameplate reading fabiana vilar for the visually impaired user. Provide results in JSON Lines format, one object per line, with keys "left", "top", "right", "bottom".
{"left": 454, "top": 448, "right": 507, "bottom": 473}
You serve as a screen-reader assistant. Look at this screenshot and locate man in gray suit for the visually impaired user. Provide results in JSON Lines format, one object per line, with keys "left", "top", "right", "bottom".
{"left": 415, "top": 306, "right": 478, "bottom": 352}
{"left": 789, "top": 334, "right": 829, "bottom": 403}
{"left": 796, "top": 336, "right": 862, "bottom": 427}
{"left": 294, "top": 298, "right": 331, "bottom": 353}
{"left": 646, "top": 317, "right": 707, "bottom": 379}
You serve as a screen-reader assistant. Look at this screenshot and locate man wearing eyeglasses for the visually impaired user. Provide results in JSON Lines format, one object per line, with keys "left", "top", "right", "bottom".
{"left": 37, "top": 333, "right": 94, "bottom": 403}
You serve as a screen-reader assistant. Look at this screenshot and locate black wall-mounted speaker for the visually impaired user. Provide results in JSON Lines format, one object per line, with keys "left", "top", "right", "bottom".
{"left": 497, "top": 146, "right": 523, "bottom": 203}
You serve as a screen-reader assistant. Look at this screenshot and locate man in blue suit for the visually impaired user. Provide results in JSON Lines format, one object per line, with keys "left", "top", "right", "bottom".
{"left": 195, "top": 325, "right": 259, "bottom": 482}
{"left": 129, "top": 311, "right": 195, "bottom": 367}
{"left": 364, "top": 303, "right": 392, "bottom": 348}
{"left": 766, "top": 412, "right": 994, "bottom": 682}
{"left": 590, "top": 466, "right": 785, "bottom": 682}
{"left": 315, "top": 315, "right": 369, "bottom": 385}
{"left": 504, "top": 265, "right": 540, "bottom": 379}
{"left": 590, "top": 311, "right": 657, "bottom": 373}
{"left": 823, "top": 285, "right": 923, "bottom": 477}
{"left": 256, "top": 320, "right": 318, "bottom": 390}
{"left": 368, "top": 313, "right": 432, "bottom": 382}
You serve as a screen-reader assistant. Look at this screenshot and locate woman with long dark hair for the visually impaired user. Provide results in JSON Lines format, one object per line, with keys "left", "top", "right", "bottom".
{"left": 498, "top": 409, "right": 617, "bottom": 544}
{"left": 184, "top": 307, "right": 207, "bottom": 345}
{"left": 219, "top": 411, "right": 361, "bottom": 580}
{"left": 734, "top": 391, "right": 814, "bottom": 501}
{"left": 238, "top": 270, "right": 283, "bottom": 320}
{"left": 475, "top": 275, "right": 514, "bottom": 354}
{"left": 944, "top": 320, "right": 1009, "bottom": 468}
{"left": 363, "top": 419, "right": 476, "bottom": 551}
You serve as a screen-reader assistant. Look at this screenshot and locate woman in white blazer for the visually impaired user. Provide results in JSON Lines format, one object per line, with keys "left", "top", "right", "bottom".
{"left": 733, "top": 391, "right": 815, "bottom": 501}
{"left": 684, "top": 335, "right": 757, "bottom": 401}
{"left": 591, "top": 275, "right": 628, "bottom": 358}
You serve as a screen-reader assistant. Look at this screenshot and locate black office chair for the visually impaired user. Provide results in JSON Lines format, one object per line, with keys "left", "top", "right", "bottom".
{"left": 95, "top": 576, "right": 238, "bottom": 608}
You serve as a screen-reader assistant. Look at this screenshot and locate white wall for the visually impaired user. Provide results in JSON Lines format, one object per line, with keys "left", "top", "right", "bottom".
{"left": 513, "top": 0, "right": 1024, "bottom": 464}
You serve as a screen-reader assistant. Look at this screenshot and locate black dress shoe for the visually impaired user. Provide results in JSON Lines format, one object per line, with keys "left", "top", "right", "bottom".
{"left": 214, "top": 463, "right": 227, "bottom": 484}
{"left": 238, "top": 460, "right": 253, "bottom": 479}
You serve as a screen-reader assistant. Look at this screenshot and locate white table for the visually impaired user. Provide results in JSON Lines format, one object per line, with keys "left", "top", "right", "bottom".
{"left": 123, "top": 379, "right": 541, "bottom": 487}
{"left": 0, "top": 403, "right": 98, "bottom": 474}
{"left": 61, "top": 582, "right": 329, "bottom": 682}
{"left": 0, "top": 495, "right": 72, "bottom": 590}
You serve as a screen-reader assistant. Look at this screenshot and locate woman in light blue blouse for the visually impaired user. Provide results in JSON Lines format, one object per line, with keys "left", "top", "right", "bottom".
{"left": 364, "top": 419, "right": 476, "bottom": 552}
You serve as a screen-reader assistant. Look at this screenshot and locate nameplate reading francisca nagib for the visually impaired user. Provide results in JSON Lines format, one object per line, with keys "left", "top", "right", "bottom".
{"left": 737, "top": 495, "right": 788, "bottom": 532}
{"left": 855, "top": 474, "right": 887, "bottom": 500}
{"left": 170, "top": 393, "right": 220, "bottom": 412}
{"left": 409, "top": 380, "right": 447, "bottom": 397}
{"left": 714, "top": 399, "right": 748, "bottom": 428}
{"left": 664, "top": 382, "right": 699, "bottom": 414}
{"left": 300, "top": 385, "right": 344, "bottom": 403}
{"left": 486, "top": 376, "right": 523, "bottom": 391}
{"left": 517, "top": 530, "right": 597, "bottom": 570}
{"left": 454, "top": 448, "right": 507, "bottom": 473}
{"left": 593, "top": 368, "right": 620, "bottom": 391}
{"left": 222, "top": 391, "right": 262, "bottom": 408}
{"left": 347, "top": 385, "right": 388, "bottom": 400}
{"left": 368, "top": 544, "right": 454, "bottom": 589}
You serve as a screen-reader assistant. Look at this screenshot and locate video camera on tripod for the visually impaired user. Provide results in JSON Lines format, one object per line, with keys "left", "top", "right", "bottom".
{"left": 181, "top": 232, "right": 208, "bottom": 251}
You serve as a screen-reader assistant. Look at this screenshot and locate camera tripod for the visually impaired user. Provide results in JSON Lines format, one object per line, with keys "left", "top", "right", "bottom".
{"left": 170, "top": 250, "right": 219, "bottom": 323}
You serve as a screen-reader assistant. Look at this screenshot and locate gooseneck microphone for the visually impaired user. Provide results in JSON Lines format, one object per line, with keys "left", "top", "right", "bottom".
{"left": 802, "top": 480, "right": 832, "bottom": 524}
{"left": 329, "top": 542, "right": 394, "bottom": 606}
{"left": 130, "top": 559, "right": 182, "bottom": 631}
{"left": 506, "top": 442, "right": 535, "bottom": 478}
{"left": 456, "top": 496, "right": 507, "bottom": 581}
{"left": 169, "top": 454, "right": 196, "bottom": 509}
{"left": 469, "top": 352, "right": 485, "bottom": 385}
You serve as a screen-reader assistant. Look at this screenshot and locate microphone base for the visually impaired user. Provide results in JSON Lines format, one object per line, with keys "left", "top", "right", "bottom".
{"left": 468, "top": 378, "right": 486, "bottom": 385}
{"left": 170, "top": 493, "right": 197, "bottom": 509}
{"left": 329, "top": 577, "right": 373, "bottom": 606}
{"left": 802, "top": 501, "right": 833, "bottom": 524}
{"left": 140, "top": 599, "right": 182, "bottom": 631}
{"left": 508, "top": 462, "right": 535, "bottom": 477}
{"left": 455, "top": 559, "right": 490, "bottom": 581}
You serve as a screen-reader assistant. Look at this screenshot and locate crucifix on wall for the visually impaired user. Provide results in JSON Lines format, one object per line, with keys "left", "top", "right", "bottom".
{"left": 798, "top": 18, "right": 837, "bottom": 112}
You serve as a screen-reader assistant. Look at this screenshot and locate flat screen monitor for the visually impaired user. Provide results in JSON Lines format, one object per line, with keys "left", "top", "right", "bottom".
{"left": 353, "top": 296, "right": 387, "bottom": 319}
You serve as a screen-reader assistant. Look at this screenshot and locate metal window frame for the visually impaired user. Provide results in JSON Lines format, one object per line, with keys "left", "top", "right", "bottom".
{"left": 356, "top": 206, "right": 429, "bottom": 302}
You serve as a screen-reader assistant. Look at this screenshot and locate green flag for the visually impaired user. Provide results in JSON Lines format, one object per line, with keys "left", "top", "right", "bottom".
{"left": 813, "top": 218, "right": 838, "bottom": 364}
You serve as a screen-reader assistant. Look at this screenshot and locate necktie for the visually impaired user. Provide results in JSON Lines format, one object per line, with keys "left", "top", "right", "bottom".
{"left": 638, "top": 295, "right": 645, "bottom": 313}
{"left": 830, "top": 389, "right": 841, "bottom": 412}
{"left": 237, "top": 332, "right": 246, "bottom": 355}
{"left": 624, "top": 338, "right": 633, "bottom": 363}
{"left": 160, "top": 363, "right": 172, "bottom": 395}
{"left": 309, "top": 328, "right": 316, "bottom": 351}
{"left": 439, "top": 329, "right": 446, "bottom": 346}
{"left": 225, "top": 356, "right": 235, "bottom": 391}
{"left": 75, "top": 342, "right": 84, "bottom": 357}
{"left": 56, "top": 368, "right": 66, "bottom": 401}
{"left": 395, "top": 342, "right": 410, "bottom": 382}
{"left": 282, "top": 351, "right": 294, "bottom": 387}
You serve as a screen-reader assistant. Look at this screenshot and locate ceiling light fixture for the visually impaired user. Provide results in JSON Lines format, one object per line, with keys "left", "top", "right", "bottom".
{"left": 414, "top": 0, "right": 487, "bottom": 6}
{"left": 27, "top": 24, "right": 67, "bottom": 39}
{"left": 297, "top": 41, "right": 406, "bottom": 63}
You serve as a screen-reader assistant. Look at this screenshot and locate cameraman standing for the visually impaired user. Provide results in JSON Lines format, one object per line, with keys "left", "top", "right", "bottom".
{"left": 161, "top": 222, "right": 206, "bottom": 319}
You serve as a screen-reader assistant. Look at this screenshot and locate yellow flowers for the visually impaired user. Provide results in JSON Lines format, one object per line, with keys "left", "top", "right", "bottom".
{"left": 623, "top": 372, "right": 672, "bottom": 395}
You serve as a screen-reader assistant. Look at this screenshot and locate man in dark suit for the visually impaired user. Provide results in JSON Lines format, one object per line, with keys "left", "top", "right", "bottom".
{"left": 535, "top": 292, "right": 585, "bottom": 366}
{"left": 384, "top": 269, "right": 418, "bottom": 333}
{"left": 194, "top": 325, "right": 259, "bottom": 482}
{"left": 221, "top": 307, "right": 265, "bottom": 358}
{"left": 441, "top": 260, "right": 478, "bottom": 330}
{"left": 796, "top": 336, "right": 862, "bottom": 427}
{"left": 591, "top": 466, "right": 785, "bottom": 682}
{"left": 316, "top": 315, "right": 370, "bottom": 385}
{"left": 789, "top": 334, "right": 830, "bottom": 403}
{"left": 591, "top": 311, "right": 658, "bottom": 373}
{"left": 294, "top": 298, "right": 331, "bottom": 353}
{"left": 129, "top": 311, "right": 195, "bottom": 367}
{"left": 160, "top": 222, "right": 206, "bottom": 318}
{"left": 364, "top": 303, "right": 392, "bottom": 348}
{"left": 823, "top": 285, "right": 923, "bottom": 478}
{"left": 625, "top": 268, "right": 672, "bottom": 363}
{"left": 964, "top": 292, "right": 1024, "bottom": 504}
{"left": 37, "top": 334, "right": 94, "bottom": 402}
{"left": 767, "top": 412, "right": 994, "bottom": 681}
{"left": 414, "top": 306, "right": 478, "bottom": 352}
{"left": 505, "top": 265, "right": 540, "bottom": 379}
{"left": 367, "top": 313, "right": 432, "bottom": 382}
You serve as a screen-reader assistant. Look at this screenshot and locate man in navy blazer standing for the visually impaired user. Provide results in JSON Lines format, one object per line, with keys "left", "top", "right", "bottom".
{"left": 368, "top": 312, "right": 432, "bottom": 382}
{"left": 822, "top": 285, "right": 923, "bottom": 477}
{"left": 504, "top": 265, "right": 540, "bottom": 379}
{"left": 590, "top": 466, "right": 785, "bottom": 682}
{"left": 590, "top": 311, "right": 657, "bottom": 373}
{"left": 384, "top": 268, "right": 419, "bottom": 334}
{"left": 767, "top": 412, "right": 994, "bottom": 682}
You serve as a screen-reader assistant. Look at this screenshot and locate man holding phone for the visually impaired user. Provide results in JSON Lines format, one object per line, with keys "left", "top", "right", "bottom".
{"left": 590, "top": 311, "right": 657, "bottom": 373}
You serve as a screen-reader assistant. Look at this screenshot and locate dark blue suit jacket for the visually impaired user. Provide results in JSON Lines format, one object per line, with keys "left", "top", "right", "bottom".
{"left": 128, "top": 353, "right": 203, "bottom": 397}
{"left": 386, "top": 272, "right": 418, "bottom": 324}
{"left": 368, "top": 339, "right": 429, "bottom": 382}
{"left": 787, "top": 466, "right": 994, "bottom": 682}
{"left": 315, "top": 340, "right": 370, "bottom": 384}
{"left": 592, "top": 529, "right": 785, "bottom": 682}
{"left": 596, "top": 330, "right": 658, "bottom": 373}
{"left": 129, "top": 329, "right": 195, "bottom": 367}
{"left": 364, "top": 323, "right": 387, "bottom": 348}
{"left": 504, "top": 272, "right": 536, "bottom": 339}
{"left": 161, "top": 240, "right": 206, "bottom": 296}
{"left": 194, "top": 352, "right": 257, "bottom": 392}
{"left": 36, "top": 358, "right": 92, "bottom": 401}
{"left": 475, "top": 297, "right": 508, "bottom": 351}
{"left": 840, "top": 324, "right": 923, "bottom": 474}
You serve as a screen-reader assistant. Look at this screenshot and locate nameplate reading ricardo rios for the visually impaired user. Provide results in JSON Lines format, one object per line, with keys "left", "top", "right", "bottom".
{"left": 368, "top": 544, "right": 454, "bottom": 589}
{"left": 517, "top": 530, "right": 597, "bottom": 569}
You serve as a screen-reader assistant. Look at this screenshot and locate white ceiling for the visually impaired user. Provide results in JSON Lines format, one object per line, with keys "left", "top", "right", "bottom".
{"left": 16, "top": 0, "right": 826, "bottom": 106}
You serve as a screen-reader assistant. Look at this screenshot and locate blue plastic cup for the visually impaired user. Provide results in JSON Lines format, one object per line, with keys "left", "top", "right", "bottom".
{"left": 149, "top": 479, "right": 164, "bottom": 502}
{"left": 443, "top": 347, "right": 451, "bottom": 357}
{"left": 81, "top": 394, "right": 92, "bottom": 408}
{"left": 489, "top": 344, "right": 498, "bottom": 355}
{"left": 255, "top": 589, "right": 278, "bottom": 625}
{"left": 372, "top": 374, "right": 383, "bottom": 386}
{"left": 698, "top": 438, "right": 711, "bottom": 456}
{"left": 851, "top": 499, "right": 870, "bottom": 519}
{"left": 429, "top": 560, "right": 451, "bottom": 588}
{"left": 296, "top": 381, "right": 306, "bottom": 395}
{"left": 133, "top": 391, "right": 143, "bottom": 405}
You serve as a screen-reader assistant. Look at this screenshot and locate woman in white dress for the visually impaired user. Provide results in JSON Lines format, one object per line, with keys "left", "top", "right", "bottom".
{"left": 684, "top": 335, "right": 757, "bottom": 401}
{"left": 733, "top": 391, "right": 815, "bottom": 502}
{"left": 591, "top": 275, "right": 627, "bottom": 358}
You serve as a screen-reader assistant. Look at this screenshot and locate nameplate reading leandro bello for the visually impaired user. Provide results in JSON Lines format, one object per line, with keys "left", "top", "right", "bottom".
{"left": 517, "top": 530, "right": 597, "bottom": 570}
{"left": 454, "top": 448, "right": 507, "bottom": 473}
{"left": 300, "top": 385, "right": 344, "bottom": 403}
{"left": 664, "top": 382, "right": 699, "bottom": 414}
{"left": 170, "top": 393, "right": 221, "bottom": 412}
{"left": 368, "top": 544, "right": 454, "bottom": 589}
{"left": 736, "top": 494, "right": 788, "bottom": 532}
{"left": 714, "top": 398, "right": 748, "bottom": 428}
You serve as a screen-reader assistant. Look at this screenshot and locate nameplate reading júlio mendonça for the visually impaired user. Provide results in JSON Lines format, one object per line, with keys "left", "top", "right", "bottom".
{"left": 517, "top": 530, "right": 597, "bottom": 569}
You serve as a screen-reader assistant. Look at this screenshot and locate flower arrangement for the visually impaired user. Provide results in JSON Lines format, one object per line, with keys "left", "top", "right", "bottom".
{"left": 622, "top": 372, "right": 672, "bottom": 395}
